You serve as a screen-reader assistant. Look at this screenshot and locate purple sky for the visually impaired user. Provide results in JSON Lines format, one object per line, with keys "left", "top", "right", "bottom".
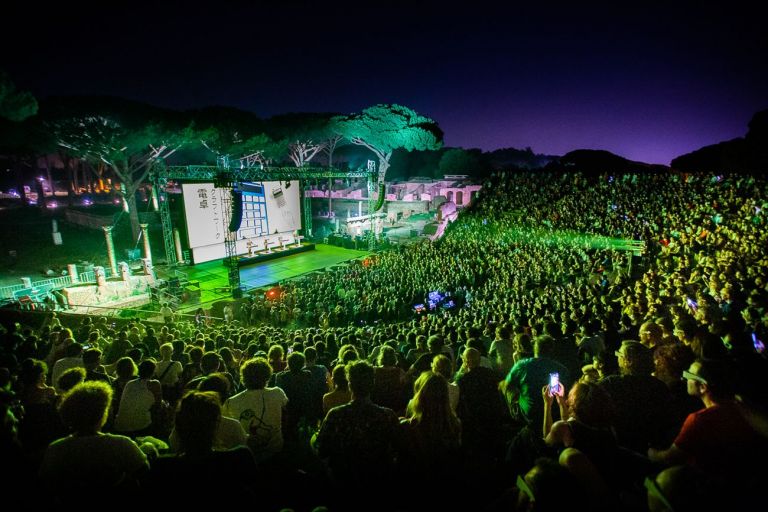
{"left": 5, "top": 1, "right": 767, "bottom": 165}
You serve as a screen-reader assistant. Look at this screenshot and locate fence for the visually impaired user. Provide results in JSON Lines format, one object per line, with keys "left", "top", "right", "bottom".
{"left": 0, "top": 267, "right": 117, "bottom": 300}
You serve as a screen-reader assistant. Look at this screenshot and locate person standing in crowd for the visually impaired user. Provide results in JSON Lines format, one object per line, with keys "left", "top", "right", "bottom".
{"left": 504, "top": 335, "right": 570, "bottom": 430}
{"left": 274, "top": 351, "right": 314, "bottom": 443}
{"left": 145, "top": 391, "right": 257, "bottom": 507}
{"left": 160, "top": 303, "right": 175, "bottom": 325}
{"left": 154, "top": 343, "right": 183, "bottom": 403}
{"left": 600, "top": 340, "right": 672, "bottom": 453}
{"left": 648, "top": 359, "right": 768, "bottom": 498}
{"left": 323, "top": 364, "right": 352, "bottom": 414}
{"left": 114, "top": 359, "right": 162, "bottom": 437}
{"left": 39, "top": 381, "right": 148, "bottom": 505}
{"left": 223, "top": 357, "right": 288, "bottom": 460}
{"left": 313, "top": 360, "right": 400, "bottom": 490}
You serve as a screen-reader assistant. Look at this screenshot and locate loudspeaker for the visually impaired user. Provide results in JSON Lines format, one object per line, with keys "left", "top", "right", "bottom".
{"left": 228, "top": 190, "right": 243, "bottom": 232}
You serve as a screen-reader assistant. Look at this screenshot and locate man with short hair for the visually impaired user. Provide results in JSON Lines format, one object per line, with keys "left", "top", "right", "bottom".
{"left": 313, "top": 360, "right": 400, "bottom": 486}
{"left": 489, "top": 323, "right": 515, "bottom": 378}
{"left": 82, "top": 348, "right": 112, "bottom": 384}
{"left": 185, "top": 351, "right": 224, "bottom": 390}
{"left": 275, "top": 351, "right": 314, "bottom": 440}
{"left": 504, "top": 335, "right": 570, "bottom": 429}
{"left": 639, "top": 321, "right": 664, "bottom": 350}
{"left": 457, "top": 347, "right": 509, "bottom": 456}
{"left": 600, "top": 340, "right": 672, "bottom": 452}
{"left": 303, "top": 347, "right": 330, "bottom": 422}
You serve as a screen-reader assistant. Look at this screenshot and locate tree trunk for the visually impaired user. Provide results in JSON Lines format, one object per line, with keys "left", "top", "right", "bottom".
{"left": 45, "top": 156, "right": 55, "bottom": 198}
{"left": 73, "top": 158, "right": 80, "bottom": 193}
{"left": 35, "top": 178, "right": 46, "bottom": 210}
{"left": 14, "top": 160, "right": 29, "bottom": 207}
{"left": 67, "top": 163, "right": 76, "bottom": 207}
{"left": 128, "top": 191, "right": 141, "bottom": 241}
{"left": 377, "top": 156, "right": 390, "bottom": 183}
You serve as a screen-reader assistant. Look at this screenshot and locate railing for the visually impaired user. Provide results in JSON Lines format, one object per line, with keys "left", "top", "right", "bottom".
{"left": 0, "top": 267, "right": 117, "bottom": 299}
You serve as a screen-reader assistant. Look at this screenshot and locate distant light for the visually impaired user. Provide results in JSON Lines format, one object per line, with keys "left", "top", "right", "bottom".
{"left": 47, "top": 201, "right": 58, "bottom": 208}
{"left": 265, "top": 286, "right": 283, "bottom": 300}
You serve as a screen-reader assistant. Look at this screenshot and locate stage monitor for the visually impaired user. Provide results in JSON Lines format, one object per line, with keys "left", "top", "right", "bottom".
{"left": 181, "top": 181, "right": 301, "bottom": 263}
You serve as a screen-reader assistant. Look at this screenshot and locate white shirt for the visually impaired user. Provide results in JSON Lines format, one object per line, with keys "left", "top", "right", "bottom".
{"left": 154, "top": 360, "right": 183, "bottom": 385}
{"left": 51, "top": 356, "right": 84, "bottom": 392}
{"left": 114, "top": 378, "right": 155, "bottom": 433}
{"left": 223, "top": 387, "right": 288, "bottom": 454}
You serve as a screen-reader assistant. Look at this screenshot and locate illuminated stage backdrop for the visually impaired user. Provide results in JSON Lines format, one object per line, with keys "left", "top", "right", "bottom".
{"left": 182, "top": 181, "right": 301, "bottom": 263}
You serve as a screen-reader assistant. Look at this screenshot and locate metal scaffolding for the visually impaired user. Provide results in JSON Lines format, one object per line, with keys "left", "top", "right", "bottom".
{"left": 151, "top": 164, "right": 378, "bottom": 296}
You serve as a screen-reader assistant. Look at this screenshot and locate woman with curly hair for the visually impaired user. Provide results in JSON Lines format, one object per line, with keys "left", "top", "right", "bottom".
{"left": 39, "top": 381, "right": 148, "bottom": 505}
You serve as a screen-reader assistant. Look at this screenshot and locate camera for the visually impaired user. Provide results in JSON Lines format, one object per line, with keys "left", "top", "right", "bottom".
{"left": 548, "top": 373, "right": 560, "bottom": 396}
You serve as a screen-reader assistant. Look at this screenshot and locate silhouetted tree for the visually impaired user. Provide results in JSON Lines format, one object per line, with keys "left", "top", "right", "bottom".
{"left": 335, "top": 104, "right": 443, "bottom": 183}
{"left": 50, "top": 105, "right": 196, "bottom": 240}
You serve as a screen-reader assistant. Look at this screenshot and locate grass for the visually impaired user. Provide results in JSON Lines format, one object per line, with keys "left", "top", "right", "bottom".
{"left": 0, "top": 204, "right": 165, "bottom": 287}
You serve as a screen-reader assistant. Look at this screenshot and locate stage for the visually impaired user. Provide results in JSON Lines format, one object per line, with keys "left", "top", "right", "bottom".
{"left": 224, "top": 242, "right": 316, "bottom": 267}
{"left": 174, "top": 243, "right": 370, "bottom": 311}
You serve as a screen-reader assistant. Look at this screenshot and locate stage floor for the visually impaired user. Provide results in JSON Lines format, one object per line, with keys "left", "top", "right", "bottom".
{"left": 178, "top": 243, "right": 369, "bottom": 309}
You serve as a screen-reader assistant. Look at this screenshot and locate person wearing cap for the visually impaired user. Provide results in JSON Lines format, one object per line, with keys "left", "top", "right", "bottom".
{"left": 648, "top": 359, "right": 768, "bottom": 494}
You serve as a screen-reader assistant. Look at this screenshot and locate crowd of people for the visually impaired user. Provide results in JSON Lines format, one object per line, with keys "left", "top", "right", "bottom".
{"left": 1, "top": 170, "right": 768, "bottom": 511}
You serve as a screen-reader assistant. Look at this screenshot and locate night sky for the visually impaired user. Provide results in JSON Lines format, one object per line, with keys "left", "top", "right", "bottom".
{"left": 4, "top": 1, "right": 767, "bottom": 165}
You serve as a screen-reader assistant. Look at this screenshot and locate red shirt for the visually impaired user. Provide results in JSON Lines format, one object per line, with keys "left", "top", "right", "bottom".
{"left": 675, "top": 401, "right": 766, "bottom": 482}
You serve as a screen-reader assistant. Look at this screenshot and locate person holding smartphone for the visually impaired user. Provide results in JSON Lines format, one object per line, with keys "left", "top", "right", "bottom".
{"left": 503, "top": 335, "right": 570, "bottom": 429}
{"left": 542, "top": 373, "right": 565, "bottom": 438}
{"left": 541, "top": 380, "right": 622, "bottom": 505}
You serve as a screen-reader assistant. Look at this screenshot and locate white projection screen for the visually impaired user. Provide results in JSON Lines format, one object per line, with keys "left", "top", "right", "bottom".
{"left": 182, "top": 181, "right": 301, "bottom": 263}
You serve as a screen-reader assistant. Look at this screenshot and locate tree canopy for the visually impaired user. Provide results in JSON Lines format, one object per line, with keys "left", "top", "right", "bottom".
{"left": 334, "top": 104, "right": 443, "bottom": 182}
{"left": 46, "top": 97, "right": 196, "bottom": 239}
{"left": 0, "top": 71, "right": 38, "bottom": 122}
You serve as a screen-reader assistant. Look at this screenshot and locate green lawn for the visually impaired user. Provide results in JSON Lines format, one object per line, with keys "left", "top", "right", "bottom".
{"left": 0, "top": 205, "right": 165, "bottom": 287}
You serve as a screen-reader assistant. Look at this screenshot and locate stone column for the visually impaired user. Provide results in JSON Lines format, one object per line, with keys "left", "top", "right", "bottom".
{"left": 141, "top": 258, "right": 153, "bottom": 276}
{"left": 173, "top": 228, "right": 184, "bottom": 263}
{"left": 68, "top": 264, "right": 79, "bottom": 284}
{"left": 119, "top": 261, "right": 131, "bottom": 283}
{"left": 94, "top": 266, "right": 107, "bottom": 287}
{"left": 358, "top": 200, "right": 362, "bottom": 217}
{"left": 140, "top": 223, "right": 152, "bottom": 264}
{"left": 102, "top": 226, "right": 118, "bottom": 276}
